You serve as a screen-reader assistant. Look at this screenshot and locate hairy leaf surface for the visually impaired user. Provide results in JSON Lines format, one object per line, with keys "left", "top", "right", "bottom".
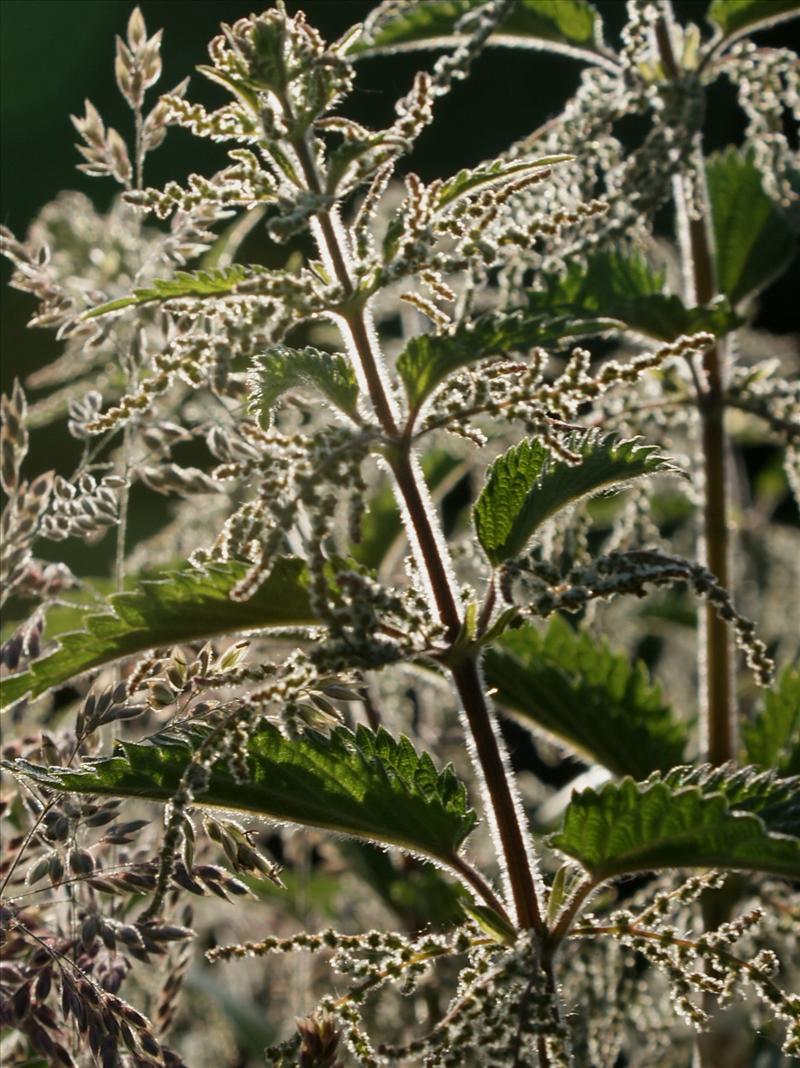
{"left": 14, "top": 723, "right": 477, "bottom": 862}
{"left": 484, "top": 617, "right": 687, "bottom": 777}
{"left": 744, "top": 665, "right": 800, "bottom": 776}
{"left": 474, "top": 432, "right": 680, "bottom": 565}
{"left": 249, "top": 345, "right": 360, "bottom": 425}
{"left": 707, "top": 148, "right": 798, "bottom": 304}
{"left": 396, "top": 310, "right": 588, "bottom": 419}
{"left": 551, "top": 765, "right": 800, "bottom": 880}
{"left": 707, "top": 0, "right": 800, "bottom": 39}
{"left": 0, "top": 560, "right": 315, "bottom": 709}
{"left": 353, "top": 0, "right": 606, "bottom": 64}
{"left": 526, "top": 251, "right": 741, "bottom": 341}
{"left": 84, "top": 265, "right": 257, "bottom": 318}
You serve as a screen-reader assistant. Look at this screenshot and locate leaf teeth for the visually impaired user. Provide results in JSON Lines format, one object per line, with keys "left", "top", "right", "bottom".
{"left": 10, "top": 722, "right": 477, "bottom": 863}
{"left": 474, "top": 431, "right": 679, "bottom": 565}
{"left": 82, "top": 264, "right": 255, "bottom": 318}
{"left": 0, "top": 558, "right": 316, "bottom": 710}
{"left": 550, "top": 764, "right": 800, "bottom": 881}
{"left": 249, "top": 345, "right": 360, "bottom": 426}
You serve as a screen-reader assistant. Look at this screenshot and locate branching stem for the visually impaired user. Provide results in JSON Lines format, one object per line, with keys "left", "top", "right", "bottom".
{"left": 656, "top": 18, "right": 739, "bottom": 1067}
{"left": 655, "top": 16, "right": 735, "bottom": 764}
{"left": 288, "top": 125, "right": 542, "bottom": 934}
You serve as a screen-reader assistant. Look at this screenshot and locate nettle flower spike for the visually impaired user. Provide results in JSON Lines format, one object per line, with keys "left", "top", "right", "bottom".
{"left": 1, "top": 1, "right": 798, "bottom": 1065}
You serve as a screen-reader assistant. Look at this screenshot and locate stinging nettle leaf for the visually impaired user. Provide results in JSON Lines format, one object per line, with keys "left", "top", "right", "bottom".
{"left": 550, "top": 764, "right": 800, "bottom": 881}
{"left": 249, "top": 345, "right": 360, "bottom": 425}
{"left": 707, "top": 0, "right": 800, "bottom": 41}
{"left": 744, "top": 664, "right": 800, "bottom": 776}
{"left": 0, "top": 559, "right": 316, "bottom": 710}
{"left": 526, "top": 250, "right": 742, "bottom": 342}
{"left": 83, "top": 265, "right": 258, "bottom": 318}
{"left": 435, "top": 155, "right": 572, "bottom": 211}
{"left": 352, "top": 0, "right": 610, "bottom": 67}
{"left": 474, "top": 432, "right": 681, "bottom": 565}
{"left": 12, "top": 722, "right": 477, "bottom": 863}
{"left": 484, "top": 616, "right": 687, "bottom": 778}
{"left": 396, "top": 310, "right": 579, "bottom": 420}
{"left": 707, "top": 147, "right": 798, "bottom": 305}
{"left": 663, "top": 763, "right": 800, "bottom": 838}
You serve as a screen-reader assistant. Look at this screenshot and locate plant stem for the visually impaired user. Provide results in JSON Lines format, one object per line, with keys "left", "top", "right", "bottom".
{"left": 448, "top": 853, "right": 514, "bottom": 928}
{"left": 289, "top": 127, "right": 541, "bottom": 933}
{"left": 656, "top": 19, "right": 738, "bottom": 1066}
{"left": 689, "top": 215, "right": 735, "bottom": 764}
{"left": 338, "top": 257, "right": 541, "bottom": 933}
{"left": 655, "top": 17, "right": 735, "bottom": 765}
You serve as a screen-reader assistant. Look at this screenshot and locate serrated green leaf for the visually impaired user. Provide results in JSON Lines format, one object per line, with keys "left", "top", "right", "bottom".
{"left": 395, "top": 325, "right": 488, "bottom": 418}
{"left": 550, "top": 764, "right": 800, "bottom": 880}
{"left": 526, "top": 251, "right": 742, "bottom": 342}
{"left": 744, "top": 664, "right": 800, "bottom": 776}
{"left": 83, "top": 265, "right": 258, "bottom": 318}
{"left": 484, "top": 617, "right": 687, "bottom": 777}
{"left": 707, "top": 148, "right": 798, "bottom": 305}
{"left": 353, "top": 0, "right": 607, "bottom": 65}
{"left": 435, "top": 155, "right": 572, "bottom": 210}
{"left": 0, "top": 559, "right": 315, "bottom": 709}
{"left": 396, "top": 310, "right": 581, "bottom": 419}
{"left": 12, "top": 722, "right": 477, "bottom": 863}
{"left": 662, "top": 763, "right": 800, "bottom": 837}
{"left": 707, "top": 0, "right": 800, "bottom": 39}
{"left": 474, "top": 432, "right": 680, "bottom": 565}
{"left": 249, "top": 345, "right": 360, "bottom": 425}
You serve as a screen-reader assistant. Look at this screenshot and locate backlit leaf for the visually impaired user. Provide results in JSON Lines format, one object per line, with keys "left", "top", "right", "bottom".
{"left": 707, "top": 0, "right": 800, "bottom": 41}
{"left": 474, "top": 432, "right": 680, "bottom": 565}
{"left": 83, "top": 265, "right": 257, "bottom": 318}
{"left": 353, "top": 0, "right": 608, "bottom": 66}
{"left": 0, "top": 559, "right": 315, "bottom": 709}
{"left": 435, "top": 155, "right": 572, "bottom": 210}
{"left": 396, "top": 310, "right": 586, "bottom": 419}
{"left": 526, "top": 251, "right": 742, "bottom": 341}
{"left": 551, "top": 764, "right": 800, "bottom": 880}
{"left": 707, "top": 148, "right": 798, "bottom": 305}
{"left": 13, "top": 722, "right": 477, "bottom": 863}
{"left": 744, "top": 664, "right": 800, "bottom": 776}
{"left": 249, "top": 345, "right": 360, "bottom": 425}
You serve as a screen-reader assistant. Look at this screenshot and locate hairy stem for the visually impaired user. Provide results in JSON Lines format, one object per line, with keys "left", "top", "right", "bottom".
{"left": 656, "top": 18, "right": 735, "bottom": 765}
{"left": 289, "top": 126, "right": 541, "bottom": 933}
{"left": 656, "top": 18, "right": 737, "bottom": 1067}
{"left": 691, "top": 221, "right": 735, "bottom": 764}
{"left": 338, "top": 251, "right": 541, "bottom": 933}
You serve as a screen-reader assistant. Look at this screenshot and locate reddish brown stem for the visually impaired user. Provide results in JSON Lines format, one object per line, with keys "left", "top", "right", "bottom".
{"left": 289, "top": 128, "right": 542, "bottom": 933}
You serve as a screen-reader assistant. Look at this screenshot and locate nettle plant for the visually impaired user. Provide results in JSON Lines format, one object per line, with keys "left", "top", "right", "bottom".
{"left": 1, "top": 1, "right": 799, "bottom": 1065}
